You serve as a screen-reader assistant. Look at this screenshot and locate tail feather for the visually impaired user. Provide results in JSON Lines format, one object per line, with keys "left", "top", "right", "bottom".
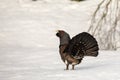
{"left": 64, "top": 32, "right": 99, "bottom": 58}
{"left": 85, "top": 51, "right": 98, "bottom": 56}
{"left": 85, "top": 44, "right": 98, "bottom": 51}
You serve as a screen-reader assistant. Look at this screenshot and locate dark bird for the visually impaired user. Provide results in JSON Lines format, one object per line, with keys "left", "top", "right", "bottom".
{"left": 56, "top": 30, "right": 99, "bottom": 70}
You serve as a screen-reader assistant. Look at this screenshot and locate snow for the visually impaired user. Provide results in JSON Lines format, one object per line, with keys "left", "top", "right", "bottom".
{"left": 0, "top": 0, "right": 120, "bottom": 80}
{"left": 0, "top": 0, "right": 102, "bottom": 48}
{"left": 0, "top": 47, "right": 120, "bottom": 80}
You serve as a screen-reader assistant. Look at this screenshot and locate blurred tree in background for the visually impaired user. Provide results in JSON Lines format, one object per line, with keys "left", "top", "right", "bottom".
{"left": 88, "top": 0, "right": 120, "bottom": 50}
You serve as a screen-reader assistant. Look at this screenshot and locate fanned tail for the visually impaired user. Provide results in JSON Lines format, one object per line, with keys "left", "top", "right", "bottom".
{"left": 64, "top": 32, "right": 99, "bottom": 59}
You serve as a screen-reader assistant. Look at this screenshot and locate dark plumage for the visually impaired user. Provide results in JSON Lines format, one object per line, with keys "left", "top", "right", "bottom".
{"left": 56, "top": 30, "right": 99, "bottom": 70}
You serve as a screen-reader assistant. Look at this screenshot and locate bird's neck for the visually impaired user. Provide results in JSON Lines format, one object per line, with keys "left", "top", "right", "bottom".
{"left": 59, "top": 36, "right": 70, "bottom": 46}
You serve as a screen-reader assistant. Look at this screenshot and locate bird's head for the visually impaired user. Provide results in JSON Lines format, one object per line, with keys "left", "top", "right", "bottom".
{"left": 56, "top": 30, "right": 70, "bottom": 45}
{"left": 56, "top": 30, "right": 65, "bottom": 38}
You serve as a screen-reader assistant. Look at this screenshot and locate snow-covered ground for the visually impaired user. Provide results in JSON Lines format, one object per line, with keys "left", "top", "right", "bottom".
{"left": 0, "top": 0, "right": 120, "bottom": 80}
{"left": 0, "top": 47, "right": 120, "bottom": 80}
{"left": 0, "top": 0, "right": 102, "bottom": 48}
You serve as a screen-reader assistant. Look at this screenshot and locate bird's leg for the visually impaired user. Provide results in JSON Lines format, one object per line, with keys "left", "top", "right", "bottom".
{"left": 66, "top": 64, "right": 69, "bottom": 70}
{"left": 72, "top": 65, "right": 75, "bottom": 70}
